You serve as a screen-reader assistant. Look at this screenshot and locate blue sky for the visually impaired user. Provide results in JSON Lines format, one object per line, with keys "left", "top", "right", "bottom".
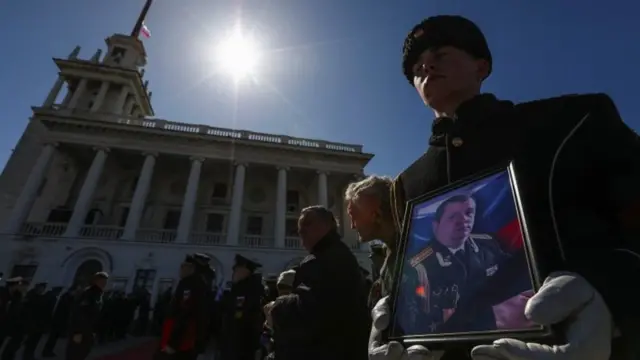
{"left": 1, "top": 0, "right": 638, "bottom": 176}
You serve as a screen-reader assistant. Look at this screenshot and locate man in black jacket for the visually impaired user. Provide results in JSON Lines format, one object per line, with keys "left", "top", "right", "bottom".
{"left": 369, "top": 15, "right": 639, "bottom": 360}
{"left": 220, "top": 255, "right": 265, "bottom": 360}
{"left": 0, "top": 277, "right": 29, "bottom": 360}
{"left": 66, "top": 272, "right": 107, "bottom": 360}
{"left": 157, "top": 255, "right": 208, "bottom": 360}
{"left": 269, "top": 205, "right": 370, "bottom": 360}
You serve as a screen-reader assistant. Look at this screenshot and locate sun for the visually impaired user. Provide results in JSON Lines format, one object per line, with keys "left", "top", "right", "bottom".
{"left": 215, "top": 32, "right": 260, "bottom": 81}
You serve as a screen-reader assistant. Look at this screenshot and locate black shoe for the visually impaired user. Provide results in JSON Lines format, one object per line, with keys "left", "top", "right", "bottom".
{"left": 42, "top": 353, "right": 56, "bottom": 358}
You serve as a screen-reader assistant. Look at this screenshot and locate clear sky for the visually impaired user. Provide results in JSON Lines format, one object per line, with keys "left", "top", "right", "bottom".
{"left": 1, "top": 0, "right": 638, "bottom": 176}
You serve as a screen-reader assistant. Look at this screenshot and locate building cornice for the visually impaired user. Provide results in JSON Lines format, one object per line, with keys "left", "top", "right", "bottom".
{"left": 32, "top": 106, "right": 375, "bottom": 163}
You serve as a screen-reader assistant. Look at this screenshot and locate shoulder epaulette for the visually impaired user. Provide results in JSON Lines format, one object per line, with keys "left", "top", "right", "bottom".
{"left": 409, "top": 247, "right": 433, "bottom": 267}
{"left": 470, "top": 233, "right": 493, "bottom": 240}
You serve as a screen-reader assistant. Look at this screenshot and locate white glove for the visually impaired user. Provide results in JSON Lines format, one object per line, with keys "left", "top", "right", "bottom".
{"left": 472, "top": 271, "right": 613, "bottom": 360}
{"left": 369, "top": 296, "right": 435, "bottom": 360}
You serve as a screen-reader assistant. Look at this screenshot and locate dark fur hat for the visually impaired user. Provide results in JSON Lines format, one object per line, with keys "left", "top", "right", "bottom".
{"left": 402, "top": 15, "right": 492, "bottom": 85}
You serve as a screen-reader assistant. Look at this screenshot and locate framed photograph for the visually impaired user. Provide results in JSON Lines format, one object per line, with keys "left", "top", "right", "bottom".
{"left": 389, "top": 163, "right": 557, "bottom": 349}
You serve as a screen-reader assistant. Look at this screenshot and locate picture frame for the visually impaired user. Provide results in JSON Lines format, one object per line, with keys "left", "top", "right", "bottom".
{"left": 388, "top": 163, "right": 560, "bottom": 350}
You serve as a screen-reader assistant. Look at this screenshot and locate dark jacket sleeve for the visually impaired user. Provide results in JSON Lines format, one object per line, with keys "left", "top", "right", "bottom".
{"left": 168, "top": 278, "right": 206, "bottom": 349}
{"left": 578, "top": 94, "right": 640, "bottom": 342}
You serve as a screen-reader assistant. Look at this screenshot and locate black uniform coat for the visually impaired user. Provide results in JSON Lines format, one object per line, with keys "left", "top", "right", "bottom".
{"left": 161, "top": 273, "right": 208, "bottom": 352}
{"left": 390, "top": 93, "right": 640, "bottom": 358}
{"left": 68, "top": 285, "right": 103, "bottom": 336}
{"left": 220, "top": 273, "right": 264, "bottom": 360}
{"left": 270, "top": 230, "right": 370, "bottom": 360}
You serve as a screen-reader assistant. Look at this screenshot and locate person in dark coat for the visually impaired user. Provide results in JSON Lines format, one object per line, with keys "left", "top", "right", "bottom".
{"left": 66, "top": 272, "right": 108, "bottom": 360}
{"left": 156, "top": 255, "right": 208, "bottom": 360}
{"left": 370, "top": 14, "right": 639, "bottom": 360}
{"left": 42, "top": 285, "right": 80, "bottom": 358}
{"left": 22, "top": 282, "right": 49, "bottom": 360}
{"left": 268, "top": 206, "right": 370, "bottom": 360}
{"left": 0, "top": 277, "right": 29, "bottom": 360}
{"left": 219, "top": 255, "right": 265, "bottom": 360}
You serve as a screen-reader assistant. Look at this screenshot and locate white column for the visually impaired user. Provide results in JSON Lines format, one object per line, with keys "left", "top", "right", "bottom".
{"left": 44, "top": 77, "right": 65, "bottom": 107}
{"left": 67, "top": 78, "right": 88, "bottom": 109}
{"left": 64, "top": 147, "right": 109, "bottom": 238}
{"left": 317, "top": 171, "right": 329, "bottom": 208}
{"left": 226, "top": 163, "right": 247, "bottom": 246}
{"left": 61, "top": 87, "right": 73, "bottom": 107}
{"left": 3, "top": 143, "right": 57, "bottom": 234}
{"left": 124, "top": 98, "right": 136, "bottom": 116}
{"left": 176, "top": 157, "right": 203, "bottom": 243}
{"left": 121, "top": 153, "right": 157, "bottom": 240}
{"left": 90, "top": 82, "right": 109, "bottom": 112}
{"left": 274, "top": 166, "right": 288, "bottom": 248}
{"left": 114, "top": 86, "right": 129, "bottom": 115}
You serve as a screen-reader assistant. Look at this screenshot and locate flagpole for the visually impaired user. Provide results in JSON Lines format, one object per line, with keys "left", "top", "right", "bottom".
{"left": 131, "top": 0, "right": 154, "bottom": 38}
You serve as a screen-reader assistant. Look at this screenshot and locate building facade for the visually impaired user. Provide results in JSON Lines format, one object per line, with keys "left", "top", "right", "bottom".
{"left": 0, "top": 32, "right": 373, "bottom": 299}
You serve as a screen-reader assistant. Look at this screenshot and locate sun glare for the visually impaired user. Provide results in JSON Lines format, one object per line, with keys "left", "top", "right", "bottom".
{"left": 215, "top": 32, "right": 260, "bottom": 80}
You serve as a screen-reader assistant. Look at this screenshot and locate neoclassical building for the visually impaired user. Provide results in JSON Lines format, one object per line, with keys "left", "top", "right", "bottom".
{"left": 0, "top": 31, "right": 373, "bottom": 299}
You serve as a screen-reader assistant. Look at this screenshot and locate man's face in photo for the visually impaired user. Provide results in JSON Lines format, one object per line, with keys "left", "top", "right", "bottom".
{"left": 433, "top": 198, "right": 476, "bottom": 248}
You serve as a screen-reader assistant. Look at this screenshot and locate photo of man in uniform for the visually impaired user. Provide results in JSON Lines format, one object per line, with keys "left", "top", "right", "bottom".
{"left": 395, "top": 171, "right": 534, "bottom": 336}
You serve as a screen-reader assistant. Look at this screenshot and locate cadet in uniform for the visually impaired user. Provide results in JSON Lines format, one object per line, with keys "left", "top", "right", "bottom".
{"left": 1, "top": 277, "right": 29, "bottom": 360}
{"left": 370, "top": 14, "right": 640, "bottom": 360}
{"left": 220, "top": 255, "right": 265, "bottom": 360}
{"left": 157, "top": 254, "right": 208, "bottom": 360}
{"left": 191, "top": 253, "right": 215, "bottom": 355}
{"left": 66, "top": 272, "right": 108, "bottom": 360}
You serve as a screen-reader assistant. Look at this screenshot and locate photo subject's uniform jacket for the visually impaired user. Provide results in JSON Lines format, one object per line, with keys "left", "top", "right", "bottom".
{"left": 400, "top": 233, "right": 529, "bottom": 335}
{"left": 390, "top": 93, "right": 640, "bottom": 359}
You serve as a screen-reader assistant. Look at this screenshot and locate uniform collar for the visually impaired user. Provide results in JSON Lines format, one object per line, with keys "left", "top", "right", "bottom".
{"left": 429, "top": 93, "right": 514, "bottom": 147}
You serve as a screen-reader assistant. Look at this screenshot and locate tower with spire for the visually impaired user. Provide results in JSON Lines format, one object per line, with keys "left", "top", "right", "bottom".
{"left": 43, "top": 0, "right": 155, "bottom": 117}
{"left": 0, "top": 0, "right": 155, "bottom": 221}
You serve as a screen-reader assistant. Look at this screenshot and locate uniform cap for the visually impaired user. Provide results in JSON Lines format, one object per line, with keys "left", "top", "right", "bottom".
{"left": 193, "top": 253, "right": 211, "bottom": 265}
{"left": 6, "top": 276, "right": 25, "bottom": 285}
{"left": 234, "top": 254, "right": 262, "bottom": 273}
{"left": 277, "top": 269, "right": 296, "bottom": 288}
{"left": 402, "top": 15, "right": 492, "bottom": 85}
{"left": 93, "top": 272, "right": 109, "bottom": 280}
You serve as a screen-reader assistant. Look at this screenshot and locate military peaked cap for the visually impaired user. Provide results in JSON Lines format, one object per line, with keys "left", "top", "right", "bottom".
{"left": 234, "top": 254, "right": 262, "bottom": 272}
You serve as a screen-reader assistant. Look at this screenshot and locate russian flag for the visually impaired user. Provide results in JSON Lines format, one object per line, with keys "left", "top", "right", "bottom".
{"left": 141, "top": 22, "right": 151, "bottom": 38}
{"left": 407, "top": 171, "right": 523, "bottom": 256}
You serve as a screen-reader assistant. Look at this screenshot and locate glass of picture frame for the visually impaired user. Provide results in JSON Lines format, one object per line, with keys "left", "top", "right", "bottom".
{"left": 389, "top": 163, "right": 560, "bottom": 350}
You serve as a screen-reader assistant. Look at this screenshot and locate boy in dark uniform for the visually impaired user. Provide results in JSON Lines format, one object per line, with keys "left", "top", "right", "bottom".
{"left": 157, "top": 255, "right": 208, "bottom": 360}
{"left": 66, "top": 272, "right": 107, "bottom": 360}
{"left": 0, "top": 277, "right": 29, "bottom": 360}
{"left": 370, "top": 14, "right": 639, "bottom": 360}
{"left": 220, "top": 255, "right": 264, "bottom": 360}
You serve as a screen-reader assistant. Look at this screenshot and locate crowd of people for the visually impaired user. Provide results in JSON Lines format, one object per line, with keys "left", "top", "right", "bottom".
{"left": 0, "top": 272, "right": 158, "bottom": 360}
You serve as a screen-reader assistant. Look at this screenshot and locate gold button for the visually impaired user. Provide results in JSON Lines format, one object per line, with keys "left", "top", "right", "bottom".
{"left": 451, "top": 137, "right": 464, "bottom": 147}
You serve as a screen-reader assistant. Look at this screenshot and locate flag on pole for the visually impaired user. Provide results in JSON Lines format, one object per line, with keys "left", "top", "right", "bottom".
{"left": 141, "top": 22, "right": 151, "bottom": 38}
